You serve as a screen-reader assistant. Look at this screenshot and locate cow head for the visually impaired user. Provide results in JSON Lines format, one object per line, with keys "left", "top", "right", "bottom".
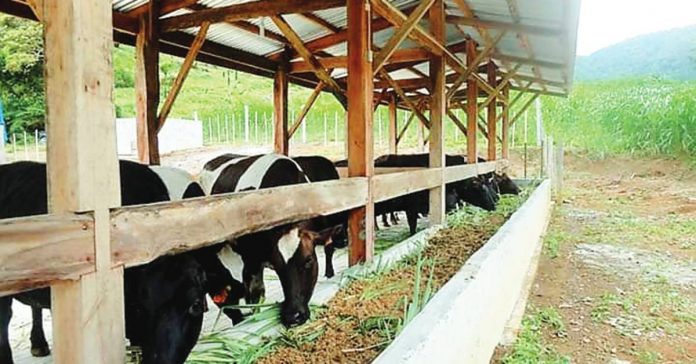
{"left": 126, "top": 254, "right": 207, "bottom": 364}
{"left": 495, "top": 173, "right": 521, "bottom": 195}
{"left": 483, "top": 173, "right": 501, "bottom": 202}
{"left": 274, "top": 225, "right": 340, "bottom": 327}
{"left": 457, "top": 176, "right": 497, "bottom": 211}
{"left": 445, "top": 186, "right": 460, "bottom": 212}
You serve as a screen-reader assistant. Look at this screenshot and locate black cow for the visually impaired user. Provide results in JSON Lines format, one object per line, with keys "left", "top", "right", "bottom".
{"left": 199, "top": 154, "right": 340, "bottom": 327}
{"left": 292, "top": 156, "right": 348, "bottom": 278}
{"left": 0, "top": 161, "right": 207, "bottom": 364}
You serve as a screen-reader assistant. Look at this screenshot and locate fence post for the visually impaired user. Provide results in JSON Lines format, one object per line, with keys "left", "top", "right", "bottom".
{"left": 334, "top": 111, "right": 338, "bottom": 145}
{"left": 323, "top": 112, "right": 328, "bottom": 146}
{"left": 254, "top": 111, "right": 258, "bottom": 144}
{"left": 225, "top": 113, "right": 230, "bottom": 144}
{"left": 23, "top": 130, "right": 28, "bottom": 160}
{"left": 377, "top": 111, "right": 382, "bottom": 147}
{"left": 264, "top": 112, "right": 269, "bottom": 144}
{"left": 35, "top": 129, "right": 39, "bottom": 160}
{"left": 231, "top": 113, "right": 236, "bottom": 144}
{"left": 244, "top": 104, "right": 250, "bottom": 143}
{"left": 0, "top": 124, "right": 5, "bottom": 163}
{"left": 554, "top": 139, "right": 564, "bottom": 201}
{"left": 302, "top": 114, "right": 307, "bottom": 144}
{"left": 12, "top": 133, "right": 17, "bottom": 161}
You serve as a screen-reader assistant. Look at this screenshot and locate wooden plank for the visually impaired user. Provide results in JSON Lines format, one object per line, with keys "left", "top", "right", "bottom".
{"left": 487, "top": 61, "right": 497, "bottom": 161}
{"left": 135, "top": 5, "right": 161, "bottom": 165}
{"left": 511, "top": 93, "right": 540, "bottom": 126}
{"left": 346, "top": 0, "right": 374, "bottom": 265}
{"left": 271, "top": 15, "right": 343, "bottom": 93}
{"left": 372, "top": 0, "right": 435, "bottom": 74}
{"left": 127, "top": 0, "right": 198, "bottom": 17}
{"left": 161, "top": 0, "right": 344, "bottom": 32}
{"left": 157, "top": 22, "right": 210, "bottom": 131}
{"left": 480, "top": 63, "right": 521, "bottom": 108}
{"left": 273, "top": 59, "right": 290, "bottom": 155}
{"left": 373, "top": 168, "right": 443, "bottom": 202}
{"left": 0, "top": 214, "right": 95, "bottom": 296}
{"left": 388, "top": 94, "right": 398, "bottom": 153}
{"left": 111, "top": 178, "right": 369, "bottom": 268}
{"left": 444, "top": 161, "right": 497, "bottom": 183}
{"left": 446, "top": 16, "right": 562, "bottom": 36}
{"left": 336, "top": 167, "right": 425, "bottom": 178}
{"left": 492, "top": 53, "right": 565, "bottom": 69}
{"left": 43, "top": 0, "right": 124, "bottom": 362}
{"left": 289, "top": 82, "right": 324, "bottom": 137}
{"left": 466, "top": 39, "right": 478, "bottom": 163}
{"left": 501, "top": 84, "right": 510, "bottom": 158}
{"left": 429, "top": 0, "right": 445, "bottom": 226}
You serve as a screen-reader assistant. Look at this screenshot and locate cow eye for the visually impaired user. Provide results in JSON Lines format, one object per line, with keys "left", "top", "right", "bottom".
{"left": 188, "top": 299, "right": 205, "bottom": 316}
{"left": 304, "top": 257, "right": 314, "bottom": 269}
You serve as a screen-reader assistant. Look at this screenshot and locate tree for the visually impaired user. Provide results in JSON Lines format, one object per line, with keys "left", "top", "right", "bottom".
{"left": 0, "top": 14, "right": 44, "bottom": 132}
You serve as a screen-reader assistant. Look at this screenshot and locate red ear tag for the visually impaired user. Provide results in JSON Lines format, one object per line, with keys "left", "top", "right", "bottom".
{"left": 212, "top": 288, "right": 229, "bottom": 305}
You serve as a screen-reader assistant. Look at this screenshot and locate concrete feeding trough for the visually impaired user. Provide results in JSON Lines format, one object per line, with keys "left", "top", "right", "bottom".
{"left": 374, "top": 180, "right": 552, "bottom": 364}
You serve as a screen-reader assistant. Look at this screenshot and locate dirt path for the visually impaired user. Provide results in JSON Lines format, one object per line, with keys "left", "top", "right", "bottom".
{"left": 495, "top": 155, "right": 696, "bottom": 364}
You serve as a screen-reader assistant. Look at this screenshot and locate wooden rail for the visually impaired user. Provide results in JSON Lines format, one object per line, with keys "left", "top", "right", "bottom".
{"left": 0, "top": 160, "right": 506, "bottom": 296}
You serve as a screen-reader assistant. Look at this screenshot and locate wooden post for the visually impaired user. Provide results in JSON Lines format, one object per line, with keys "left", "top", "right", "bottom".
{"left": 388, "top": 94, "right": 397, "bottom": 154}
{"left": 135, "top": 0, "right": 161, "bottom": 165}
{"left": 273, "top": 62, "right": 289, "bottom": 155}
{"left": 486, "top": 61, "right": 497, "bottom": 161}
{"left": 429, "top": 0, "right": 445, "bottom": 226}
{"left": 346, "top": 0, "right": 374, "bottom": 265}
{"left": 43, "top": 0, "right": 124, "bottom": 362}
{"left": 466, "top": 39, "right": 478, "bottom": 162}
{"left": 501, "top": 84, "right": 510, "bottom": 159}
{"left": 555, "top": 139, "right": 564, "bottom": 201}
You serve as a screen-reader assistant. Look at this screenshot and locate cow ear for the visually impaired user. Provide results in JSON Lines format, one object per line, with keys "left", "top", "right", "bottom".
{"left": 298, "top": 229, "right": 319, "bottom": 244}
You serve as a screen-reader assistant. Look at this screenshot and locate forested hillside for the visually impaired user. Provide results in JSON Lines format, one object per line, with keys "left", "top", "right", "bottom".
{"left": 575, "top": 25, "right": 696, "bottom": 80}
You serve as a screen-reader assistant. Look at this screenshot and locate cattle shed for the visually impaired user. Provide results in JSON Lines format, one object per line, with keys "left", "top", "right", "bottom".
{"left": 0, "top": 0, "right": 580, "bottom": 363}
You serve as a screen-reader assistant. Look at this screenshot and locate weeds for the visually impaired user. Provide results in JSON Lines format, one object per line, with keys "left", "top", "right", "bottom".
{"left": 502, "top": 307, "right": 570, "bottom": 364}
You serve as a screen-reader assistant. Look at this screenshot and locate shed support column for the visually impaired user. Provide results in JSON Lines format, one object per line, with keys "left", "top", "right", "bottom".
{"left": 487, "top": 61, "right": 497, "bottom": 161}
{"left": 43, "top": 1, "right": 124, "bottom": 363}
{"left": 135, "top": 0, "right": 161, "bottom": 165}
{"left": 388, "top": 94, "right": 397, "bottom": 154}
{"left": 501, "top": 84, "right": 510, "bottom": 159}
{"left": 347, "top": 0, "right": 374, "bottom": 265}
{"left": 466, "top": 39, "right": 479, "bottom": 162}
{"left": 273, "top": 61, "right": 289, "bottom": 155}
{"left": 429, "top": 0, "right": 445, "bottom": 225}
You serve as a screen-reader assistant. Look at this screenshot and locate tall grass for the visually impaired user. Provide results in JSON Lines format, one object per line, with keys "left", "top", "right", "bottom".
{"left": 540, "top": 79, "right": 696, "bottom": 159}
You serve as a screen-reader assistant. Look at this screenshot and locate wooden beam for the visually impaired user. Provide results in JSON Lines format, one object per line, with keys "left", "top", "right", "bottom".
{"left": 346, "top": 0, "right": 374, "bottom": 265}
{"left": 444, "top": 161, "right": 497, "bottom": 183}
{"left": 388, "top": 94, "right": 398, "bottom": 153}
{"left": 157, "top": 22, "right": 210, "bottom": 131}
{"left": 486, "top": 61, "right": 497, "bottom": 161}
{"left": 429, "top": 0, "right": 446, "bottom": 226}
{"left": 492, "top": 53, "right": 565, "bottom": 69}
{"left": 274, "top": 57, "right": 289, "bottom": 155}
{"left": 135, "top": 5, "right": 161, "bottom": 165}
{"left": 447, "top": 109, "right": 468, "bottom": 136}
{"left": 289, "top": 82, "right": 324, "bottom": 137}
{"left": 43, "top": 0, "right": 124, "bottom": 362}
{"left": 161, "top": 0, "right": 344, "bottom": 32}
{"left": 372, "top": 0, "right": 436, "bottom": 74}
{"left": 271, "top": 15, "right": 343, "bottom": 93}
{"left": 501, "top": 84, "right": 510, "bottom": 158}
{"left": 505, "top": 0, "right": 548, "bottom": 92}
{"left": 446, "top": 31, "right": 505, "bottom": 100}
{"left": 290, "top": 48, "right": 429, "bottom": 74}
{"left": 396, "top": 102, "right": 421, "bottom": 143}
{"left": 127, "top": 0, "right": 198, "bottom": 18}
{"left": 480, "top": 63, "right": 521, "bottom": 108}
{"left": 446, "top": 15, "right": 563, "bottom": 37}
{"left": 379, "top": 69, "right": 430, "bottom": 129}
{"left": 466, "top": 39, "right": 478, "bottom": 163}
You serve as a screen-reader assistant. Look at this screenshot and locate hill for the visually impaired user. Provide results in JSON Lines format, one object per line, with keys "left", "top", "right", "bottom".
{"left": 575, "top": 25, "right": 696, "bottom": 81}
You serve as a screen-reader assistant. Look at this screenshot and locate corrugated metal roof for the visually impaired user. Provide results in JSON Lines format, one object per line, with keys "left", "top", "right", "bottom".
{"left": 109, "top": 0, "right": 580, "bottom": 95}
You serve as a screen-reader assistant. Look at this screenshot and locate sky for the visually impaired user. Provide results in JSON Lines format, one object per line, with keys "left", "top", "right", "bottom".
{"left": 576, "top": 0, "right": 696, "bottom": 56}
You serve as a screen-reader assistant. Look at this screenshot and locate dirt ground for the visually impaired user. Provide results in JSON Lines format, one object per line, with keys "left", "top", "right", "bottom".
{"left": 494, "top": 153, "right": 696, "bottom": 364}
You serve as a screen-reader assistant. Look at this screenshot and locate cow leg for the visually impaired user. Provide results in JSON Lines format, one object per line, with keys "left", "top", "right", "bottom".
{"left": 390, "top": 212, "right": 400, "bottom": 224}
{"left": 381, "top": 214, "right": 391, "bottom": 227}
{"left": 323, "top": 244, "right": 335, "bottom": 278}
{"left": 0, "top": 297, "right": 13, "bottom": 364}
{"left": 374, "top": 216, "right": 380, "bottom": 231}
{"left": 406, "top": 210, "right": 418, "bottom": 236}
{"left": 30, "top": 307, "right": 49, "bottom": 357}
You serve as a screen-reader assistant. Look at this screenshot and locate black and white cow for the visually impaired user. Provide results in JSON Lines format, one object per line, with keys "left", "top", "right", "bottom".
{"left": 0, "top": 161, "right": 207, "bottom": 364}
{"left": 199, "top": 154, "right": 340, "bottom": 327}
